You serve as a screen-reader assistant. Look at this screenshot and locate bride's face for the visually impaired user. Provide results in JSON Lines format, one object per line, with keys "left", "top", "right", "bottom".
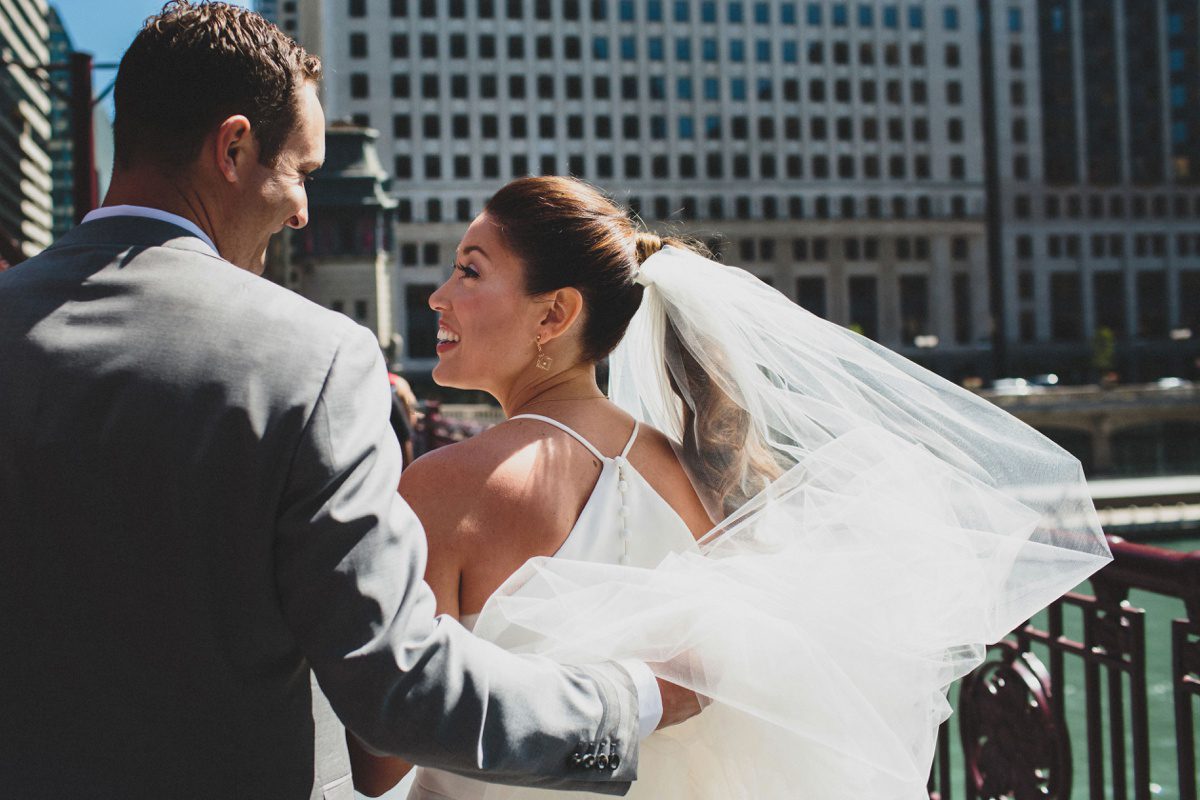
{"left": 428, "top": 213, "right": 545, "bottom": 393}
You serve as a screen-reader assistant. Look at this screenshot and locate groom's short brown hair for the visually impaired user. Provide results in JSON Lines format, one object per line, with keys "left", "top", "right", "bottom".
{"left": 113, "top": 1, "right": 321, "bottom": 172}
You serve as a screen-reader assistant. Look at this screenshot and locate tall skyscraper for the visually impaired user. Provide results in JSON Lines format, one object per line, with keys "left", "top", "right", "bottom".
{"left": 986, "top": 0, "right": 1200, "bottom": 381}
{"left": 0, "top": 0, "right": 54, "bottom": 263}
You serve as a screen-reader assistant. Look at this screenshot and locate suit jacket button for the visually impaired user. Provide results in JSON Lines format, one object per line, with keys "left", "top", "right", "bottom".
{"left": 582, "top": 753, "right": 596, "bottom": 769}
{"left": 609, "top": 753, "right": 621, "bottom": 770}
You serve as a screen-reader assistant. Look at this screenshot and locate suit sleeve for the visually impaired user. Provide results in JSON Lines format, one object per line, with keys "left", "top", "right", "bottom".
{"left": 272, "top": 324, "right": 640, "bottom": 792}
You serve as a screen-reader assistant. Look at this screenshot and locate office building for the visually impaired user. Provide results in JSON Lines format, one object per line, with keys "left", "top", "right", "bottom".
{"left": 0, "top": 0, "right": 53, "bottom": 262}
{"left": 267, "top": 0, "right": 998, "bottom": 378}
{"left": 986, "top": 0, "right": 1200, "bottom": 381}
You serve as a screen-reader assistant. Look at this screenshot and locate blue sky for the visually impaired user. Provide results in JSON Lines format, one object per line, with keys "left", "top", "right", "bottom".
{"left": 49, "top": 1, "right": 255, "bottom": 115}
{"left": 50, "top": 0, "right": 255, "bottom": 73}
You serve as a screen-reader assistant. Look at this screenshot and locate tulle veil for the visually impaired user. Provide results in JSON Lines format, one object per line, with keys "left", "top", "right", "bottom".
{"left": 469, "top": 246, "right": 1111, "bottom": 799}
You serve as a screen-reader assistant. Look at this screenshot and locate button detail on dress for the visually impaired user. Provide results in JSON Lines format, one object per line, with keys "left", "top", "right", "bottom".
{"left": 616, "top": 459, "right": 632, "bottom": 564}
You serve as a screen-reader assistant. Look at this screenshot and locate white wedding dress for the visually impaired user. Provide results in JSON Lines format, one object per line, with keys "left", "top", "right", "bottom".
{"left": 408, "top": 414, "right": 701, "bottom": 800}
{"left": 402, "top": 246, "right": 1110, "bottom": 800}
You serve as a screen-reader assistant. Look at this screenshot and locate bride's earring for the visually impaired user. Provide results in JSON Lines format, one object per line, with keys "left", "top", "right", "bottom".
{"left": 534, "top": 335, "right": 552, "bottom": 370}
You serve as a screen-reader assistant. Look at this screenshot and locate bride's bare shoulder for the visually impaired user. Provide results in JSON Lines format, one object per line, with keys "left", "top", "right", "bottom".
{"left": 399, "top": 421, "right": 558, "bottom": 533}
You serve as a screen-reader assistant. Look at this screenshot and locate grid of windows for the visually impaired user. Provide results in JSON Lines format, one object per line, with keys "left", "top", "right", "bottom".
{"left": 312, "top": 0, "right": 1000, "bottom": 363}
{"left": 348, "top": 4, "right": 975, "bottom": 218}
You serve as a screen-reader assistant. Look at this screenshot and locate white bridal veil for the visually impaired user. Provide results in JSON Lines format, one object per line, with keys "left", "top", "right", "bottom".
{"left": 473, "top": 246, "right": 1111, "bottom": 799}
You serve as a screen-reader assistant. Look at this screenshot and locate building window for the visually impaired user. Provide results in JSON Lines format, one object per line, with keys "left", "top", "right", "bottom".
{"left": 1094, "top": 271, "right": 1126, "bottom": 336}
{"left": 1050, "top": 273, "right": 1082, "bottom": 341}
{"left": 848, "top": 276, "right": 879, "bottom": 339}
{"left": 953, "top": 273, "right": 972, "bottom": 344}
{"left": 795, "top": 276, "right": 827, "bottom": 317}
{"left": 899, "top": 275, "right": 930, "bottom": 342}
{"left": 350, "top": 73, "right": 369, "bottom": 98}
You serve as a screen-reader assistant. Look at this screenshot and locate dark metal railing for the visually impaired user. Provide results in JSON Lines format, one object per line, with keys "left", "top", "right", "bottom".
{"left": 931, "top": 537, "right": 1200, "bottom": 800}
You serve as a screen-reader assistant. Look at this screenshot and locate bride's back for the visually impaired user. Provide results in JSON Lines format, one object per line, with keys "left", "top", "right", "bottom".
{"left": 401, "top": 402, "right": 712, "bottom": 618}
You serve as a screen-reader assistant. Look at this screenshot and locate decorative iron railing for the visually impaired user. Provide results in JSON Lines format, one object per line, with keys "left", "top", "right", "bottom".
{"left": 931, "top": 537, "right": 1200, "bottom": 800}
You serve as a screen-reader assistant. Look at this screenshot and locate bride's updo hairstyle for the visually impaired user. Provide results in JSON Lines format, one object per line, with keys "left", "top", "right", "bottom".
{"left": 485, "top": 176, "right": 774, "bottom": 514}
{"left": 483, "top": 176, "right": 691, "bottom": 363}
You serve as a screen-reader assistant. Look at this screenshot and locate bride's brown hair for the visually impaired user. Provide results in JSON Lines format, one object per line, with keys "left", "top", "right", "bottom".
{"left": 485, "top": 176, "right": 777, "bottom": 514}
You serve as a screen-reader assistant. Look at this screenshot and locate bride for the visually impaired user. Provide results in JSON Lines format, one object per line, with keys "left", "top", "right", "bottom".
{"left": 350, "top": 176, "right": 1111, "bottom": 799}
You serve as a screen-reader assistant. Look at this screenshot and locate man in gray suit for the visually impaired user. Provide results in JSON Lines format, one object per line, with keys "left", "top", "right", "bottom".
{"left": 0, "top": 3, "right": 694, "bottom": 797}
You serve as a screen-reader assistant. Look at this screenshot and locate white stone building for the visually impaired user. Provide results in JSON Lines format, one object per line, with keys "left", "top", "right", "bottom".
{"left": 264, "top": 0, "right": 996, "bottom": 380}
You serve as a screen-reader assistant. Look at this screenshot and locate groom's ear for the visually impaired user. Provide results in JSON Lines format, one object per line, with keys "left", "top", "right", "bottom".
{"left": 212, "top": 114, "right": 255, "bottom": 184}
{"left": 537, "top": 287, "right": 585, "bottom": 342}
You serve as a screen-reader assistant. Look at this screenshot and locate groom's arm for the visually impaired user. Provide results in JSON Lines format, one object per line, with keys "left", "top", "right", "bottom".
{"left": 273, "top": 323, "right": 641, "bottom": 792}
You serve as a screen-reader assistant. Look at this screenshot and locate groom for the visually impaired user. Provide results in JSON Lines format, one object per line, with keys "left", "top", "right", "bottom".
{"left": 0, "top": 2, "right": 694, "bottom": 797}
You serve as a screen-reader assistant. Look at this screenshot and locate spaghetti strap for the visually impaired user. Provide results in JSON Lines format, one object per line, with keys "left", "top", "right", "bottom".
{"left": 510, "top": 413, "right": 639, "bottom": 462}
{"left": 619, "top": 421, "right": 640, "bottom": 459}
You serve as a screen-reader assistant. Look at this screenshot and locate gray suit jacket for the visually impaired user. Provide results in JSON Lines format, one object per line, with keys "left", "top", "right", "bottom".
{"left": 0, "top": 218, "right": 639, "bottom": 799}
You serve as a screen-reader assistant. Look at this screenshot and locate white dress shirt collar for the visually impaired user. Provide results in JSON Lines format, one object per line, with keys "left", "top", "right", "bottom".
{"left": 82, "top": 205, "right": 219, "bottom": 257}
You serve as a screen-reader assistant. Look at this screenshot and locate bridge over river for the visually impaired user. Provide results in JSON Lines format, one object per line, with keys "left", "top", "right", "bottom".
{"left": 981, "top": 382, "right": 1200, "bottom": 476}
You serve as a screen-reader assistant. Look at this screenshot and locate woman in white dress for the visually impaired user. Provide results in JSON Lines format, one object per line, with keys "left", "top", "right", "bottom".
{"left": 350, "top": 176, "right": 1111, "bottom": 799}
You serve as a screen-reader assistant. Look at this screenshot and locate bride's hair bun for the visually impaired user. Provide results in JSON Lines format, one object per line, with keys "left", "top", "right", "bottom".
{"left": 634, "top": 232, "right": 664, "bottom": 265}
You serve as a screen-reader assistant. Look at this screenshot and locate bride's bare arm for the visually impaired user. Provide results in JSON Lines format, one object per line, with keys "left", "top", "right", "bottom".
{"left": 346, "top": 451, "right": 470, "bottom": 794}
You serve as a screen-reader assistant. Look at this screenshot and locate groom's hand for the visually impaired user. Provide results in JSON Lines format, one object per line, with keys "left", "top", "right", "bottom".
{"left": 655, "top": 677, "right": 704, "bottom": 729}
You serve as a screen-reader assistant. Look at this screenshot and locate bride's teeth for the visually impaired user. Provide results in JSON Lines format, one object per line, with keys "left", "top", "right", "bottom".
{"left": 437, "top": 329, "right": 461, "bottom": 343}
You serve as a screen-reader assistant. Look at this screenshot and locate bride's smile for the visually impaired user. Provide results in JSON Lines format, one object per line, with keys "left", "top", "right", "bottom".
{"left": 436, "top": 325, "right": 461, "bottom": 351}
{"left": 427, "top": 212, "right": 558, "bottom": 400}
